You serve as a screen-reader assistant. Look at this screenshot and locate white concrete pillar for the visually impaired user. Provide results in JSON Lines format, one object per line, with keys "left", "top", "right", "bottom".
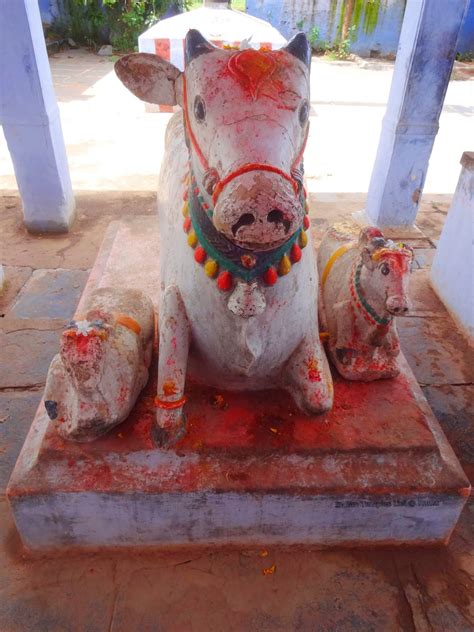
{"left": 431, "top": 152, "right": 473, "bottom": 339}
{"left": 364, "top": 0, "right": 469, "bottom": 228}
{"left": 0, "top": 0, "right": 75, "bottom": 232}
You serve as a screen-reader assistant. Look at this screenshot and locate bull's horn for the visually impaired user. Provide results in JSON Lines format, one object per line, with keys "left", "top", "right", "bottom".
{"left": 283, "top": 32, "right": 311, "bottom": 68}
{"left": 185, "top": 29, "right": 216, "bottom": 65}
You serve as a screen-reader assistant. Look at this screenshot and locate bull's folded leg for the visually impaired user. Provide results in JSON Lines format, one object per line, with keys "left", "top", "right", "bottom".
{"left": 155, "top": 285, "right": 190, "bottom": 448}
{"left": 282, "top": 336, "right": 333, "bottom": 415}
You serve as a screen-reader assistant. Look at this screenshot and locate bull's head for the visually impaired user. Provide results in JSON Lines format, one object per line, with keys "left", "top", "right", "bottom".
{"left": 359, "top": 228, "right": 414, "bottom": 316}
{"left": 115, "top": 30, "right": 311, "bottom": 250}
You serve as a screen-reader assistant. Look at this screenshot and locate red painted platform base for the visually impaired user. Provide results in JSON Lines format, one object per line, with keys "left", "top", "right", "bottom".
{"left": 7, "top": 219, "right": 470, "bottom": 550}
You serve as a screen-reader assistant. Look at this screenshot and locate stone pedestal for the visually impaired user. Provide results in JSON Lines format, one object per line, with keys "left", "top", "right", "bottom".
{"left": 7, "top": 218, "right": 470, "bottom": 550}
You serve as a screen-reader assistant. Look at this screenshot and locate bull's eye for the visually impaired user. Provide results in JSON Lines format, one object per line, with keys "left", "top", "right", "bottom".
{"left": 299, "top": 99, "right": 309, "bottom": 126}
{"left": 194, "top": 95, "right": 206, "bottom": 122}
{"left": 381, "top": 263, "right": 390, "bottom": 275}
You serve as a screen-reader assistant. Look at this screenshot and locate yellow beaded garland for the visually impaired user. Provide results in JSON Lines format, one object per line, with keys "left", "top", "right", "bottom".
{"left": 204, "top": 259, "right": 219, "bottom": 278}
{"left": 299, "top": 230, "right": 308, "bottom": 248}
{"left": 182, "top": 202, "right": 189, "bottom": 217}
{"left": 278, "top": 254, "right": 292, "bottom": 276}
{"left": 187, "top": 232, "right": 198, "bottom": 248}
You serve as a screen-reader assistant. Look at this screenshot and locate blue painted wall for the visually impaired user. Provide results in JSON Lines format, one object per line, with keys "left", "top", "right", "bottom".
{"left": 246, "top": 0, "right": 474, "bottom": 57}
{"left": 38, "top": 0, "right": 474, "bottom": 55}
{"left": 457, "top": 0, "right": 474, "bottom": 54}
{"left": 39, "top": 0, "right": 61, "bottom": 24}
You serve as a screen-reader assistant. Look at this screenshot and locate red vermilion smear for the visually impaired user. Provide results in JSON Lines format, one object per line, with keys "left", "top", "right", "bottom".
{"left": 227, "top": 49, "right": 277, "bottom": 99}
{"left": 212, "top": 163, "right": 298, "bottom": 205}
{"left": 380, "top": 251, "right": 411, "bottom": 273}
{"left": 154, "top": 38, "right": 170, "bottom": 60}
{"left": 74, "top": 334, "right": 92, "bottom": 354}
{"left": 163, "top": 380, "right": 179, "bottom": 396}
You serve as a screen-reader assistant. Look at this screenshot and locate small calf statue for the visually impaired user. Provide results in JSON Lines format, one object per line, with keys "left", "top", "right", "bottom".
{"left": 44, "top": 287, "right": 155, "bottom": 442}
{"left": 318, "top": 225, "right": 413, "bottom": 381}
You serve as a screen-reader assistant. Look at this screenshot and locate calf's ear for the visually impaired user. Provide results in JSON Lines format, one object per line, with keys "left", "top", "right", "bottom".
{"left": 361, "top": 247, "right": 376, "bottom": 270}
{"left": 115, "top": 53, "right": 183, "bottom": 106}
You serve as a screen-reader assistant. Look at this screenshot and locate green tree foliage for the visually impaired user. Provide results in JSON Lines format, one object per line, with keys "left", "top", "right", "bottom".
{"left": 54, "top": 0, "right": 177, "bottom": 51}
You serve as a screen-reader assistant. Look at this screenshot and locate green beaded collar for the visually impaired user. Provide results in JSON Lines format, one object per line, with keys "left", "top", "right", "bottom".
{"left": 353, "top": 261, "right": 392, "bottom": 327}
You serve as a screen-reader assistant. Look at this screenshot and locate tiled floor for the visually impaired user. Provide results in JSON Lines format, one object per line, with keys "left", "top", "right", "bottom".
{"left": 0, "top": 48, "right": 472, "bottom": 631}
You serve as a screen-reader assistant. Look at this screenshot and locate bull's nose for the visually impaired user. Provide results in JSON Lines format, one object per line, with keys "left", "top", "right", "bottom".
{"left": 392, "top": 305, "right": 409, "bottom": 315}
{"left": 231, "top": 213, "right": 255, "bottom": 236}
{"left": 386, "top": 296, "right": 410, "bottom": 315}
{"left": 267, "top": 209, "right": 291, "bottom": 234}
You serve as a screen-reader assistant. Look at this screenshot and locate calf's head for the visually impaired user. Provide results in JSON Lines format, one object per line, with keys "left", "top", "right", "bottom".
{"left": 359, "top": 228, "right": 414, "bottom": 316}
{"left": 60, "top": 317, "right": 111, "bottom": 395}
{"left": 115, "top": 30, "right": 311, "bottom": 250}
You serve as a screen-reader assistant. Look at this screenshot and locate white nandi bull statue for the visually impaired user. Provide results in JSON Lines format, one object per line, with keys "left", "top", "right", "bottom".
{"left": 44, "top": 288, "right": 155, "bottom": 442}
{"left": 116, "top": 31, "right": 333, "bottom": 446}
{"left": 318, "top": 225, "right": 413, "bottom": 381}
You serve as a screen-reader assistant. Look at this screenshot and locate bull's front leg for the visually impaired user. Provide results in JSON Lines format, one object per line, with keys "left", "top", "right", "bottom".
{"left": 283, "top": 333, "right": 333, "bottom": 415}
{"left": 155, "top": 285, "right": 190, "bottom": 447}
{"left": 381, "top": 325, "right": 400, "bottom": 358}
{"left": 331, "top": 299, "right": 359, "bottom": 367}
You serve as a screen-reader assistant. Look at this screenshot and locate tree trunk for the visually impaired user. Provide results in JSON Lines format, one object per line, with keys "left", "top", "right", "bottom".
{"left": 341, "top": 0, "right": 355, "bottom": 41}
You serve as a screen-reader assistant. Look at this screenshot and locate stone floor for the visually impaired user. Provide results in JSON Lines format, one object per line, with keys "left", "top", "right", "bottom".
{"left": 0, "top": 48, "right": 473, "bottom": 631}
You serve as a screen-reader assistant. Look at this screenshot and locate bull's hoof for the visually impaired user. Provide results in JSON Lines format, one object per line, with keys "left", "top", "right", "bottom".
{"left": 333, "top": 357, "right": 400, "bottom": 382}
{"left": 289, "top": 377, "right": 334, "bottom": 416}
{"left": 284, "top": 360, "right": 334, "bottom": 415}
{"left": 154, "top": 408, "right": 187, "bottom": 448}
{"left": 283, "top": 339, "right": 334, "bottom": 415}
{"left": 335, "top": 346, "right": 356, "bottom": 365}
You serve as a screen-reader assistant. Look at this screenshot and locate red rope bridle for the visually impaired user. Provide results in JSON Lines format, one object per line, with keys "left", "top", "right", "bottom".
{"left": 182, "top": 75, "right": 308, "bottom": 207}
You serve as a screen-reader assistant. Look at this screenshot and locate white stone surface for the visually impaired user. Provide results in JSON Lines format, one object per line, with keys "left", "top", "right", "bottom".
{"left": 431, "top": 152, "right": 474, "bottom": 338}
{"left": 10, "top": 488, "right": 466, "bottom": 550}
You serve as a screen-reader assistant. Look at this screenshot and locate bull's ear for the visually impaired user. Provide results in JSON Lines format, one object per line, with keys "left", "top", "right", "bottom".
{"left": 283, "top": 32, "right": 311, "bottom": 68}
{"left": 185, "top": 29, "right": 216, "bottom": 65}
{"left": 115, "top": 53, "right": 183, "bottom": 106}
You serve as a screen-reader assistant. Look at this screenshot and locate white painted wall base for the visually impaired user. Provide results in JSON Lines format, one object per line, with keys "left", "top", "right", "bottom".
{"left": 352, "top": 209, "right": 423, "bottom": 238}
{"left": 431, "top": 152, "right": 474, "bottom": 339}
{"left": 9, "top": 490, "right": 466, "bottom": 551}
